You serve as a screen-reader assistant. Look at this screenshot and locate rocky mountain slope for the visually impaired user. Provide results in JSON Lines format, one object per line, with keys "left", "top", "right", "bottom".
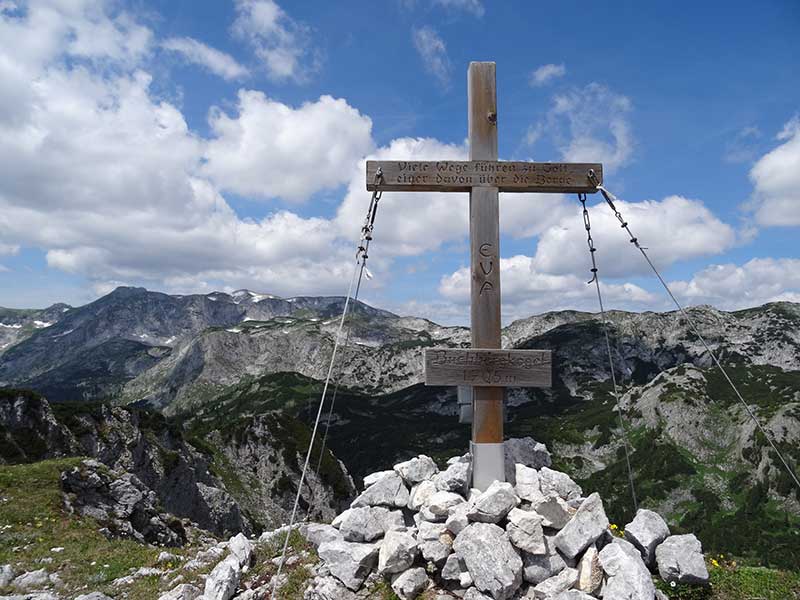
{"left": 0, "top": 288, "right": 799, "bottom": 570}
{"left": 0, "top": 287, "right": 400, "bottom": 406}
{"left": 0, "top": 303, "right": 71, "bottom": 354}
{"left": 0, "top": 389, "right": 354, "bottom": 535}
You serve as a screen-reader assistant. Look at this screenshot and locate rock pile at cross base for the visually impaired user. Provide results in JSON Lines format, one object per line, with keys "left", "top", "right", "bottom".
{"left": 300, "top": 440, "right": 709, "bottom": 600}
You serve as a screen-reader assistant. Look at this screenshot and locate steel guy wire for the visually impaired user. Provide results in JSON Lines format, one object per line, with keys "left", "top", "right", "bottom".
{"left": 306, "top": 180, "right": 382, "bottom": 520}
{"left": 588, "top": 171, "right": 800, "bottom": 494}
{"left": 270, "top": 170, "right": 383, "bottom": 598}
{"left": 578, "top": 192, "right": 638, "bottom": 514}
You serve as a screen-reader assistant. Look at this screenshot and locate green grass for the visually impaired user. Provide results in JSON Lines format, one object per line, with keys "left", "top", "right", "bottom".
{"left": 0, "top": 458, "right": 182, "bottom": 599}
{"left": 656, "top": 560, "right": 800, "bottom": 600}
{"left": 252, "top": 529, "right": 317, "bottom": 599}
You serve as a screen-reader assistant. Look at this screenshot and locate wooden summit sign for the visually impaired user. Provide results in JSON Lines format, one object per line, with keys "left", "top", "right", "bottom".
{"left": 424, "top": 349, "right": 551, "bottom": 387}
{"left": 367, "top": 62, "right": 602, "bottom": 489}
{"left": 367, "top": 161, "right": 600, "bottom": 193}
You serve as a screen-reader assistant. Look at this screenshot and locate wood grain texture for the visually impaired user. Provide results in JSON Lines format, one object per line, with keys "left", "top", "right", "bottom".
{"left": 424, "top": 348, "right": 552, "bottom": 387}
{"left": 470, "top": 186, "right": 501, "bottom": 348}
{"left": 468, "top": 62, "right": 504, "bottom": 445}
{"left": 366, "top": 160, "right": 602, "bottom": 193}
{"left": 469, "top": 62, "right": 497, "bottom": 162}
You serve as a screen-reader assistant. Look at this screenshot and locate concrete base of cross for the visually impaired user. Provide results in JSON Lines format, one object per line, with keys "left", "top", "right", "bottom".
{"left": 471, "top": 441, "right": 505, "bottom": 490}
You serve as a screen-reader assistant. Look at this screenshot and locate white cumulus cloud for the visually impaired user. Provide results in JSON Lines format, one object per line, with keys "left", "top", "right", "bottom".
{"left": 203, "top": 91, "right": 374, "bottom": 202}
{"left": 529, "top": 63, "right": 566, "bottom": 87}
{"left": 335, "top": 137, "right": 468, "bottom": 256}
{"left": 670, "top": 258, "right": 800, "bottom": 309}
{"left": 232, "top": 0, "right": 317, "bottom": 82}
{"left": 532, "top": 195, "right": 736, "bottom": 279}
{"left": 0, "top": 1, "right": 365, "bottom": 299}
{"left": 748, "top": 116, "right": 800, "bottom": 226}
{"left": 162, "top": 36, "right": 249, "bottom": 80}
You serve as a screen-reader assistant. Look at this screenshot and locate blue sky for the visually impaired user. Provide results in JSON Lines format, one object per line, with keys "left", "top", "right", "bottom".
{"left": 0, "top": 0, "right": 799, "bottom": 323}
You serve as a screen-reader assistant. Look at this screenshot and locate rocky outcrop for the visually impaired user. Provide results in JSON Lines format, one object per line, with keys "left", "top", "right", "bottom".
{"left": 0, "top": 392, "right": 251, "bottom": 537}
{"left": 0, "top": 390, "right": 81, "bottom": 463}
{"left": 0, "top": 392, "right": 355, "bottom": 539}
{"left": 61, "top": 459, "right": 187, "bottom": 546}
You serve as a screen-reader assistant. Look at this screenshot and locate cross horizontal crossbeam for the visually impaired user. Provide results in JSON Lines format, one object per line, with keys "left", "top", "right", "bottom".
{"left": 367, "top": 160, "right": 602, "bottom": 193}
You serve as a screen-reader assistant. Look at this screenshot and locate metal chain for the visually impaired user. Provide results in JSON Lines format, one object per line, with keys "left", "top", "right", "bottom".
{"left": 578, "top": 193, "right": 638, "bottom": 514}
{"left": 271, "top": 170, "right": 384, "bottom": 598}
{"left": 587, "top": 171, "right": 800, "bottom": 495}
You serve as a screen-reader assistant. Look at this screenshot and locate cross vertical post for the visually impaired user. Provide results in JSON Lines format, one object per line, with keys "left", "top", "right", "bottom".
{"left": 468, "top": 62, "right": 505, "bottom": 489}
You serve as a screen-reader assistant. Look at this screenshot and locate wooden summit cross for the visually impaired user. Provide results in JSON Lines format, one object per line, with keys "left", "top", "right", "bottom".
{"left": 366, "top": 62, "right": 603, "bottom": 490}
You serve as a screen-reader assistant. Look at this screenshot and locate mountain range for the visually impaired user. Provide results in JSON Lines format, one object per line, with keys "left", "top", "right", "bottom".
{"left": 1, "top": 287, "right": 798, "bottom": 568}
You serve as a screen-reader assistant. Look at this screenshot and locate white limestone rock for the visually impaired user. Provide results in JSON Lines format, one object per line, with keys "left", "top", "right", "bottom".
{"left": 75, "top": 594, "right": 115, "bottom": 600}
{"left": 505, "top": 438, "right": 552, "bottom": 483}
{"left": 338, "top": 506, "right": 404, "bottom": 542}
{"left": 531, "top": 567, "right": 578, "bottom": 599}
{"left": 463, "top": 588, "right": 494, "bottom": 600}
{"left": 378, "top": 530, "right": 419, "bottom": 575}
{"left": 332, "top": 508, "right": 354, "bottom": 529}
{"left": 391, "top": 567, "right": 430, "bottom": 600}
{"left": 303, "top": 523, "right": 342, "bottom": 549}
{"left": 203, "top": 556, "right": 241, "bottom": 600}
{"left": 532, "top": 494, "right": 572, "bottom": 530}
{"left": 522, "top": 533, "right": 572, "bottom": 584}
{"left": 418, "top": 506, "right": 442, "bottom": 523}
{"left": 418, "top": 520, "right": 446, "bottom": 541}
{"left": 157, "top": 583, "right": 202, "bottom": 600}
{"left": 12, "top": 568, "right": 49, "bottom": 590}
{"left": 304, "top": 574, "right": 364, "bottom": 600}
{"left": 445, "top": 501, "right": 471, "bottom": 536}
{"left": 538, "top": 467, "right": 583, "bottom": 501}
{"left": 442, "top": 553, "right": 473, "bottom": 587}
{"left": 506, "top": 508, "right": 546, "bottom": 555}
{"left": 625, "top": 508, "right": 670, "bottom": 566}
{"left": 656, "top": 534, "right": 710, "bottom": 585}
{"left": 0, "top": 564, "right": 14, "bottom": 588}
{"left": 554, "top": 492, "right": 609, "bottom": 559}
{"left": 522, "top": 552, "right": 566, "bottom": 585}
{"left": 394, "top": 455, "right": 439, "bottom": 485}
{"left": 467, "top": 481, "right": 519, "bottom": 524}
{"left": 434, "top": 460, "right": 472, "bottom": 496}
{"left": 575, "top": 545, "right": 603, "bottom": 595}
{"left": 453, "top": 522, "right": 523, "bottom": 600}
{"left": 350, "top": 473, "right": 409, "bottom": 509}
{"left": 425, "top": 490, "right": 465, "bottom": 518}
{"left": 408, "top": 480, "right": 438, "bottom": 511}
{"left": 228, "top": 532, "right": 253, "bottom": 568}
{"left": 421, "top": 532, "right": 454, "bottom": 566}
{"left": 363, "top": 470, "right": 394, "bottom": 487}
{"left": 317, "top": 538, "right": 380, "bottom": 591}
{"left": 552, "top": 591, "right": 597, "bottom": 600}
{"left": 514, "top": 464, "right": 543, "bottom": 503}
{"left": 156, "top": 551, "right": 181, "bottom": 565}
{"left": 598, "top": 539, "right": 655, "bottom": 600}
